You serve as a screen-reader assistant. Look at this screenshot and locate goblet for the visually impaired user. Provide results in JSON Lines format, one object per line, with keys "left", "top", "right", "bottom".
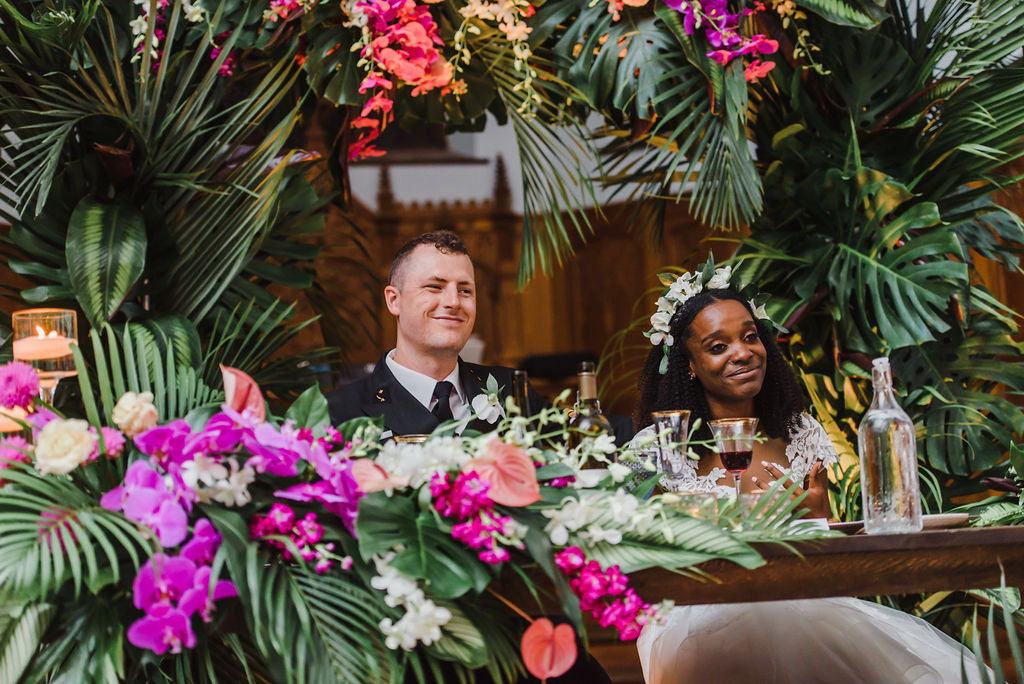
{"left": 708, "top": 417, "right": 759, "bottom": 498}
{"left": 650, "top": 410, "right": 692, "bottom": 483}
{"left": 11, "top": 308, "right": 78, "bottom": 405}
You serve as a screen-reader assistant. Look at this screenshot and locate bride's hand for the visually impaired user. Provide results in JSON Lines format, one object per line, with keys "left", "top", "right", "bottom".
{"left": 752, "top": 460, "right": 831, "bottom": 520}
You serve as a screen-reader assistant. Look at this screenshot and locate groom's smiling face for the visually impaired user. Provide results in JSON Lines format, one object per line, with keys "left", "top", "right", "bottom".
{"left": 385, "top": 244, "right": 477, "bottom": 360}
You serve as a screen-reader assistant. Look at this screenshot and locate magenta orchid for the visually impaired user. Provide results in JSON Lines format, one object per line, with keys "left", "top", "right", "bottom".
{"left": 102, "top": 460, "right": 189, "bottom": 547}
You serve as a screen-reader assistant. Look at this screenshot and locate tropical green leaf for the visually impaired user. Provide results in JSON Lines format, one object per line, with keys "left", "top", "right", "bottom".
{"left": 65, "top": 197, "right": 147, "bottom": 328}
{"left": 0, "top": 463, "right": 154, "bottom": 604}
{"left": 0, "top": 602, "right": 55, "bottom": 684}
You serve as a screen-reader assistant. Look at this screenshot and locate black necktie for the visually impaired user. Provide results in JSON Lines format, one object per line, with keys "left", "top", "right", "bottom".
{"left": 431, "top": 381, "right": 455, "bottom": 422}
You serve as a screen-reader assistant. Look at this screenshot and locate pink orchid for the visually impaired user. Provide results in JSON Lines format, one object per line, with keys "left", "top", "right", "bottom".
{"left": 180, "top": 518, "right": 222, "bottom": 565}
{"left": 133, "top": 554, "right": 198, "bottom": 611}
{"left": 127, "top": 604, "right": 197, "bottom": 654}
{"left": 178, "top": 566, "right": 237, "bottom": 622}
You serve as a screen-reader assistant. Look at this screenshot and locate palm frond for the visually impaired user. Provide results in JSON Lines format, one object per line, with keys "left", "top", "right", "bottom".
{"left": 0, "top": 463, "right": 155, "bottom": 604}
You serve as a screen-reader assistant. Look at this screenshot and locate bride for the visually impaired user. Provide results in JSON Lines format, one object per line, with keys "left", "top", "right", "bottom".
{"left": 631, "top": 267, "right": 985, "bottom": 683}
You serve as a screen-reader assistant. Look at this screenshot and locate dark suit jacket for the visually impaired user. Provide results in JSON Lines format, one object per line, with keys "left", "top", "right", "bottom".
{"left": 326, "top": 355, "right": 548, "bottom": 436}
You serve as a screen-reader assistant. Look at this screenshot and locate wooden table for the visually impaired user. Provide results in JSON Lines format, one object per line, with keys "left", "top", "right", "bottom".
{"left": 630, "top": 525, "right": 1024, "bottom": 605}
{"left": 591, "top": 525, "right": 1024, "bottom": 682}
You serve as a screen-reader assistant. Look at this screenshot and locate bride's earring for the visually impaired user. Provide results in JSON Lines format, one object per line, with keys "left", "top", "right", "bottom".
{"left": 687, "top": 369, "right": 695, "bottom": 380}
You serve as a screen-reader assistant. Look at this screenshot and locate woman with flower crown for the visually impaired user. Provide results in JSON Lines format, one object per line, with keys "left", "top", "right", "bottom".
{"left": 630, "top": 264, "right": 985, "bottom": 683}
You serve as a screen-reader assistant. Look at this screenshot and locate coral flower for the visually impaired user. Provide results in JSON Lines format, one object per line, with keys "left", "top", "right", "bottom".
{"left": 351, "top": 458, "right": 409, "bottom": 493}
{"left": 463, "top": 438, "right": 540, "bottom": 507}
{"left": 221, "top": 365, "right": 265, "bottom": 422}
{"left": 521, "top": 618, "right": 577, "bottom": 681}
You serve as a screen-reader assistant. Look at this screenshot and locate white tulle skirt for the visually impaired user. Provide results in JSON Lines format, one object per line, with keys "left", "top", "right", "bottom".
{"left": 637, "top": 597, "right": 988, "bottom": 684}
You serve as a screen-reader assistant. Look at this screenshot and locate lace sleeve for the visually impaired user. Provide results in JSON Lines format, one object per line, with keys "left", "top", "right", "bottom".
{"left": 783, "top": 413, "right": 839, "bottom": 482}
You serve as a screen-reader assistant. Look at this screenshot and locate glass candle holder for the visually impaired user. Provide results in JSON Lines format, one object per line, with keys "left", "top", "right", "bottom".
{"left": 12, "top": 308, "right": 78, "bottom": 405}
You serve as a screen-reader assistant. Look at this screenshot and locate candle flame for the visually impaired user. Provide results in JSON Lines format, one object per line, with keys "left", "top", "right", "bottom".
{"left": 34, "top": 326, "right": 59, "bottom": 339}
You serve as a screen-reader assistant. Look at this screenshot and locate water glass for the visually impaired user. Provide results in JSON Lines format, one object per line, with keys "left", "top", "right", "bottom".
{"left": 651, "top": 409, "right": 691, "bottom": 481}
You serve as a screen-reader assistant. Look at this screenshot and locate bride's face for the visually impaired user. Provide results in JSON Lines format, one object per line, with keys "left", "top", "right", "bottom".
{"left": 684, "top": 299, "right": 767, "bottom": 407}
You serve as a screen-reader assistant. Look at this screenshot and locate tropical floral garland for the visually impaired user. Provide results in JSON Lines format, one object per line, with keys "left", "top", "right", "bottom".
{"left": 0, "top": 358, "right": 821, "bottom": 681}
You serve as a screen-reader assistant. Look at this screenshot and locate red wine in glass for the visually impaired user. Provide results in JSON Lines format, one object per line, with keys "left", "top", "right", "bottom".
{"left": 720, "top": 449, "right": 753, "bottom": 473}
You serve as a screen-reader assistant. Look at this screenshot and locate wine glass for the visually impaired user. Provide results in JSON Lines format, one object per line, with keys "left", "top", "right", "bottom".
{"left": 650, "top": 410, "right": 691, "bottom": 484}
{"left": 11, "top": 308, "right": 78, "bottom": 405}
{"left": 708, "top": 417, "right": 759, "bottom": 498}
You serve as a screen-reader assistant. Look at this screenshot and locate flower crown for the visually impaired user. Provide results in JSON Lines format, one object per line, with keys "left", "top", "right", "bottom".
{"left": 644, "top": 256, "right": 771, "bottom": 375}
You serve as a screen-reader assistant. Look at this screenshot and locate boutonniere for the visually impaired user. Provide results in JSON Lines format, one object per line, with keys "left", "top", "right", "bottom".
{"left": 470, "top": 375, "right": 504, "bottom": 424}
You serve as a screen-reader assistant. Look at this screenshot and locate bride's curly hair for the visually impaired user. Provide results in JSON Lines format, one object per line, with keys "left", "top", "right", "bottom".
{"left": 633, "top": 289, "right": 804, "bottom": 444}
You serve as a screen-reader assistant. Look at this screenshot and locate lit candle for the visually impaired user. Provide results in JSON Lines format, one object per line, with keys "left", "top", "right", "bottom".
{"left": 0, "top": 406, "right": 28, "bottom": 433}
{"left": 12, "top": 327, "right": 73, "bottom": 361}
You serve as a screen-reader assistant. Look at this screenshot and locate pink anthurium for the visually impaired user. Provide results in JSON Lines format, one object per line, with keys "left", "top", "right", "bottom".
{"left": 220, "top": 366, "right": 265, "bottom": 422}
{"left": 463, "top": 438, "right": 540, "bottom": 507}
{"left": 521, "top": 618, "right": 577, "bottom": 682}
{"left": 351, "top": 458, "right": 410, "bottom": 493}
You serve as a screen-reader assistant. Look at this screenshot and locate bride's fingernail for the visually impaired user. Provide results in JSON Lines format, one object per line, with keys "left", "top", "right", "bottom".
{"left": 760, "top": 460, "right": 770, "bottom": 468}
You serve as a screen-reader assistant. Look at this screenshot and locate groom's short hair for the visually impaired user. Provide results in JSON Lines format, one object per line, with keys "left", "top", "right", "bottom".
{"left": 388, "top": 230, "right": 470, "bottom": 287}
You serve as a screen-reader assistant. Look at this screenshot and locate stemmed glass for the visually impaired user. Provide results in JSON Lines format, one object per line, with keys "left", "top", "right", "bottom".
{"left": 651, "top": 410, "right": 691, "bottom": 484}
{"left": 708, "top": 418, "right": 759, "bottom": 498}
{"left": 11, "top": 308, "right": 78, "bottom": 405}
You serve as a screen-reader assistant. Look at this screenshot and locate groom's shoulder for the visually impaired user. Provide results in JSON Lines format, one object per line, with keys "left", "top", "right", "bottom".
{"left": 460, "top": 360, "right": 515, "bottom": 384}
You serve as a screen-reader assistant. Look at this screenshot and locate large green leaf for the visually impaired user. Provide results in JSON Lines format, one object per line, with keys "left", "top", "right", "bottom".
{"left": 355, "top": 494, "right": 493, "bottom": 599}
{"left": 65, "top": 197, "right": 147, "bottom": 328}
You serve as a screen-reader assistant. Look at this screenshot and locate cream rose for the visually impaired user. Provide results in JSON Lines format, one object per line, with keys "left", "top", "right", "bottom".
{"left": 35, "top": 419, "right": 96, "bottom": 475}
{"left": 112, "top": 391, "right": 159, "bottom": 437}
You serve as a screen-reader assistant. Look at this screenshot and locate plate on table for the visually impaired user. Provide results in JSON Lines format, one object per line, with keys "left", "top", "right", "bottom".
{"left": 922, "top": 513, "right": 970, "bottom": 529}
{"left": 828, "top": 513, "right": 970, "bottom": 535}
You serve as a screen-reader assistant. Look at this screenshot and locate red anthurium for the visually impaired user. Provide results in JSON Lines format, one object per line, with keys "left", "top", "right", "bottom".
{"left": 463, "top": 438, "right": 540, "bottom": 507}
{"left": 220, "top": 366, "right": 265, "bottom": 422}
{"left": 521, "top": 618, "right": 577, "bottom": 681}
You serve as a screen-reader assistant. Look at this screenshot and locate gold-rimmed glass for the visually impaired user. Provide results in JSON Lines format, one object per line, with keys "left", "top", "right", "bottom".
{"left": 708, "top": 417, "right": 759, "bottom": 498}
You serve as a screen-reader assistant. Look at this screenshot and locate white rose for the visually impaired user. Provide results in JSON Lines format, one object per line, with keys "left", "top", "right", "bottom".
{"left": 35, "top": 419, "right": 96, "bottom": 475}
{"left": 112, "top": 391, "right": 159, "bottom": 437}
{"left": 707, "top": 266, "right": 732, "bottom": 290}
{"left": 650, "top": 311, "right": 672, "bottom": 332}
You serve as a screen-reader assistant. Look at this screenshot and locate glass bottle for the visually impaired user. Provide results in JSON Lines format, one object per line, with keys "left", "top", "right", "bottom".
{"left": 567, "top": 361, "right": 613, "bottom": 452}
{"left": 512, "top": 369, "right": 531, "bottom": 416}
{"left": 857, "top": 357, "right": 923, "bottom": 534}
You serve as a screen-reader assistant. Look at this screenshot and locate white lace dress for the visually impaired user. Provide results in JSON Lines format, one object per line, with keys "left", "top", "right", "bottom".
{"left": 633, "top": 414, "right": 986, "bottom": 684}
{"left": 630, "top": 413, "right": 837, "bottom": 496}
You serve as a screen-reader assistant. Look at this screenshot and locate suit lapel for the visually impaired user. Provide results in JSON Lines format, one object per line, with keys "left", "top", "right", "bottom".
{"left": 360, "top": 359, "right": 439, "bottom": 436}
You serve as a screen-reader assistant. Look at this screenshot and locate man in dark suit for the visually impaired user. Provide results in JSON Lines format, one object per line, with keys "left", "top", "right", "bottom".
{"left": 327, "top": 230, "right": 546, "bottom": 436}
{"left": 328, "top": 230, "right": 614, "bottom": 684}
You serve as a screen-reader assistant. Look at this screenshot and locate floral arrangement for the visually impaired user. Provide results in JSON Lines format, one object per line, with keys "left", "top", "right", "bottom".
{"left": 0, "top": 355, "right": 827, "bottom": 682}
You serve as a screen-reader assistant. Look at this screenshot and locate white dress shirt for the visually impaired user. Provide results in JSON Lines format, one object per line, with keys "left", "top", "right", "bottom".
{"left": 385, "top": 350, "right": 472, "bottom": 423}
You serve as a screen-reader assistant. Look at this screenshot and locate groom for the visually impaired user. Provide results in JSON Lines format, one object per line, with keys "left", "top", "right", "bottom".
{"left": 326, "top": 230, "right": 545, "bottom": 436}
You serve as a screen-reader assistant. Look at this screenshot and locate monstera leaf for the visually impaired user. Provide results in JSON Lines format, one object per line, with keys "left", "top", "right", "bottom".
{"left": 65, "top": 198, "right": 147, "bottom": 328}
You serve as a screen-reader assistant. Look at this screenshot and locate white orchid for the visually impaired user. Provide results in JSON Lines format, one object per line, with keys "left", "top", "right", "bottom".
{"left": 750, "top": 299, "right": 769, "bottom": 320}
{"left": 471, "top": 391, "right": 503, "bottom": 424}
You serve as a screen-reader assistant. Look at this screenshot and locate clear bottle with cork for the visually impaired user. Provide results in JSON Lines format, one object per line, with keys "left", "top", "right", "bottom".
{"left": 567, "top": 361, "right": 613, "bottom": 451}
{"left": 857, "top": 356, "right": 922, "bottom": 534}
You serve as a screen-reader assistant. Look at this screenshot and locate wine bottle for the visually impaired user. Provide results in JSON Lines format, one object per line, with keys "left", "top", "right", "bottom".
{"left": 567, "top": 361, "right": 613, "bottom": 451}
{"left": 857, "top": 357, "right": 922, "bottom": 534}
{"left": 512, "top": 369, "right": 531, "bottom": 416}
